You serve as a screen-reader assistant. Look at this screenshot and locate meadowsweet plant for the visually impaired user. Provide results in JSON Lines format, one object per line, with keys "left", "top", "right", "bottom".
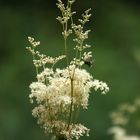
{"left": 108, "top": 97, "right": 140, "bottom": 140}
{"left": 26, "top": 0, "right": 109, "bottom": 140}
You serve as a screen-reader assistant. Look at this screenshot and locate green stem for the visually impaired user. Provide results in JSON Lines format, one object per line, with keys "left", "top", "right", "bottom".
{"left": 32, "top": 53, "right": 38, "bottom": 75}
{"left": 64, "top": 37, "right": 69, "bottom": 66}
{"left": 67, "top": 78, "right": 74, "bottom": 130}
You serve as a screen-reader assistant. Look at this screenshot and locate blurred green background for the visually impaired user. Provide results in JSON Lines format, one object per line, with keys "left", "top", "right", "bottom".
{"left": 0, "top": 0, "right": 140, "bottom": 140}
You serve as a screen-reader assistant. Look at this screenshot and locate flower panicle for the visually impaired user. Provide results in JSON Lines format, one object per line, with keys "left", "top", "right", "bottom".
{"left": 26, "top": 0, "right": 109, "bottom": 140}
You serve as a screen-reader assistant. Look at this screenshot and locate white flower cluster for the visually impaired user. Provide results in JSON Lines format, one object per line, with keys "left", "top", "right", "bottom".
{"left": 108, "top": 126, "right": 140, "bottom": 140}
{"left": 92, "top": 79, "right": 109, "bottom": 94}
{"left": 110, "top": 98, "right": 140, "bottom": 126}
{"left": 56, "top": 0, "right": 76, "bottom": 24}
{"left": 28, "top": 64, "right": 109, "bottom": 139}
{"left": 109, "top": 97, "right": 140, "bottom": 140}
{"left": 50, "top": 122, "right": 89, "bottom": 140}
{"left": 26, "top": 38, "right": 66, "bottom": 68}
{"left": 28, "top": 36, "right": 40, "bottom": 48}
{"left": 27, "top": 0, "right": 109, "bottom": 139}
{"left": 30, "top": 66, "right": 109, "bottom": 107}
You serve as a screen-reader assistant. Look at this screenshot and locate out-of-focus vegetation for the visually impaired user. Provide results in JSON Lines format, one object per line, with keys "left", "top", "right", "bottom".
{"left": 0, "top": 0, "right": 140, "bottom": 140}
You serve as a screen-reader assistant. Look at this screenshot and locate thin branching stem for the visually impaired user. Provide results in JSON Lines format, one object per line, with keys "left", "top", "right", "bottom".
{"left": 64, "top": 37, "right": 69, "bottom": 66}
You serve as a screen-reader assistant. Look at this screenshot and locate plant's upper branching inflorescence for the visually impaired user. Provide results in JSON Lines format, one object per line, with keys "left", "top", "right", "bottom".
{"left": 26, "top": 0, "right": 109, "bottom": 140}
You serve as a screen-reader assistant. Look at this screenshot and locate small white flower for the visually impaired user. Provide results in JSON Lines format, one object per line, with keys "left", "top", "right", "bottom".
{"left": 92, "top": 79, "right": 109, "bottom": 94}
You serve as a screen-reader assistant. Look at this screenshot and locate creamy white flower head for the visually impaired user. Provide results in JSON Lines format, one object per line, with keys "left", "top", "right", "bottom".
{"left": 108, "top": 126, "right": 126, "bottom": 137}
{"left": 119, "top": 103, "right": 136, "bottom": 114}
{"left": 37, "top": 68, "right": 54, "bottom": 82}
{"left": 29, "top": 82, "right": 47, "bottom": 103}
{"left": 110, "top": 111, "right": 128, "bottom": 125}
{"left": 61, "top": 123, "right": 90, "bottom": 140}
{"left": 28, "top": 36, "right": 40, "bottom": 48}
{"left": 108, "top": 126, "right": 140, "bottom": 140}
{"left": 91, "top": 79, "right": 109, "bottom": 94}
{"left": 109, "top": 97, "right": 140, "bottom": 140}
{"left": 29, "top": 63, "right": 109, "bottom": 138}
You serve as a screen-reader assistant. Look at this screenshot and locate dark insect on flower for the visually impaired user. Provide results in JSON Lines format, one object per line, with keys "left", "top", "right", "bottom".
{"left": 84, "top": 56, "right": 93, "bottom": 67}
